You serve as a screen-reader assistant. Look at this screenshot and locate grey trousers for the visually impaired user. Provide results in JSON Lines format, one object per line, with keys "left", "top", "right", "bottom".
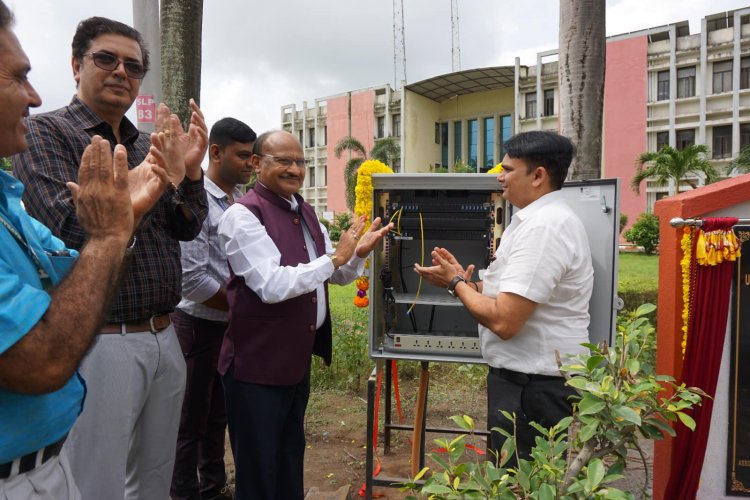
{"left": 0, "top": 450, "right": 81, "bottom": 500}
{"left": 63, "top": 325, "right": 187, "bottom": 500}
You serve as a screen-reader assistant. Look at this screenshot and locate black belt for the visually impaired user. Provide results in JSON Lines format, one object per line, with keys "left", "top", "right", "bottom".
{"left": 489, "top": 366, "right": 564, "bottom": 385}
{"left": 0, "top": 434, "right": 67, "bottom": 480}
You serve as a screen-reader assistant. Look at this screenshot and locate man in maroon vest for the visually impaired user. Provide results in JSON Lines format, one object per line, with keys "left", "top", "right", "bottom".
{"left": 217, "top": 130, "right": 391, "bottom": 499}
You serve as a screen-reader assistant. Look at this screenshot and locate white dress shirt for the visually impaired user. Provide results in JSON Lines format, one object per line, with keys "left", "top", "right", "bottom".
{"left": 218, "top": 191, "right": 364, "bottom": 328}
{"left": 480, "top": 190, "right": 593, "bottom": 376}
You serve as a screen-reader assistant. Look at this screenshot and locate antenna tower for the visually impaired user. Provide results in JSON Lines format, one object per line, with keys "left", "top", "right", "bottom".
{"left": 451, "top": 0, "right": 461, "bottom": 72}
{"left": 393, "top": 0, "right": 407, "bottom": 89}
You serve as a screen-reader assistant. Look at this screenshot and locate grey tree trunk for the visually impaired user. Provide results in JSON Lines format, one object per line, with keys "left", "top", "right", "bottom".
{"left": 558, "top": 0, "right": 606, "bottom": 180}
{"left": 160, "top": 0, "right": 203, "bottom": 127}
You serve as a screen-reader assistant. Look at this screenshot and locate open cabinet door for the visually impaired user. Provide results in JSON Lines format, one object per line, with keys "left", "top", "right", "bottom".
{"left": 506, "top": 178, "right": 620, "bottom": 347}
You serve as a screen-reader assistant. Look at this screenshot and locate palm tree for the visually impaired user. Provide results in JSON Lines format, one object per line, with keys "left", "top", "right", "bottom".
{"left": 631, "top": 144, "right": 719, "bottom": 195}
{"left": 558, "top": 0, "right": 606, "bottom": 180}
{"left": 726, "top": 145, "right": 750, "bottom": 175}
{"left": 334, "top": 136, "right": 400, "bottom": 211}
{"left": 161, "top": 0, "right": 203, "bottom": 127}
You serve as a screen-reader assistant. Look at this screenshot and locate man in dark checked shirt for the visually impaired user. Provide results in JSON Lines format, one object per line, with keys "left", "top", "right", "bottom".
{"left": 12, "top": 16, "right": 208, "bottom": 500}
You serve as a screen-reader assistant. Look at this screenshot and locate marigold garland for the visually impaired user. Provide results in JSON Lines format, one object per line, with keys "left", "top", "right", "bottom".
{"left": 679, "top": 227, "right": 692, "bottom": 357}
{"left": 352, "top": 160, "right": 393, "bottom": 307}
{"left": 486, "top": 162, "right": 503, "bottom": 174}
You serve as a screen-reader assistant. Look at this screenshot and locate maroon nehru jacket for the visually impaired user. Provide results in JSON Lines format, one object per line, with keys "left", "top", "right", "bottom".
{"left": 219, "top": 182, "right": 333, "bottom": 386}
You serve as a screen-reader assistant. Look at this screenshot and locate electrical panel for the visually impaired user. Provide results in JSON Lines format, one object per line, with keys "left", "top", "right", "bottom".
{"left": 367, "top": 174, "right": 619, "bottom": 364}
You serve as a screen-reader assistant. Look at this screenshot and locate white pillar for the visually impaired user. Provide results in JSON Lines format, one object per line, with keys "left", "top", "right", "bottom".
{"left": 132, "top": 0, "right": 161, "bottom": 133}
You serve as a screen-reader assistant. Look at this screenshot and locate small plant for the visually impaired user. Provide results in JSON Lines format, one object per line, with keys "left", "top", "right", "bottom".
{"left": 326, "top": 211, "right": 354, "bottom": 242}
{"left": 1, "top": 157, "right": 11, "bottom": 172}
{"left": 401, "top": 304, "right": 707, "bottom": 499}
{"left": 624, "top": 213, "right": 659, "bottom": 255}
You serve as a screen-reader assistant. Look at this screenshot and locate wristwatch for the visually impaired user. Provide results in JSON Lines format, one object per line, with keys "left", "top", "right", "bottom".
{"left": 447, "top": 275, "right": 467, "bottom": 297}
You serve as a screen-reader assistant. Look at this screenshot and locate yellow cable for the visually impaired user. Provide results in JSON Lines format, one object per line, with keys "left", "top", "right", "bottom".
{"left": 388, "top": 207, "right": 404, "bottom": 236}
{"left": 407, "top": 212, "right": 424, "bottom": 315}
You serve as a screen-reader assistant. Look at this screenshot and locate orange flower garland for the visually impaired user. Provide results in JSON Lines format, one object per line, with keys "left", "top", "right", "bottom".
{"left": 352, "top": 160, "right": 393, "bottom": 307}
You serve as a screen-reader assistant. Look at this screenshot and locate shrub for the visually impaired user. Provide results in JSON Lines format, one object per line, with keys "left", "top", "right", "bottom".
{"left": 619, "top": 213, "right": 628, "bottom": 235}
{"left": 401, "top": 304, "right": 706, "bottom": 499}
{"left": 324, "top": 212, "right": 354, "bottom": 242}
{"left": 624, "top": 213, "right": 659, "bottom": 255}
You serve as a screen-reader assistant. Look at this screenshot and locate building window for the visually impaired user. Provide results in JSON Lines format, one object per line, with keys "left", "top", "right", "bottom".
{"left": 322, "top": 126, "right": 327, "bottom": 146}
{"left": 308, "top": 166, "right": 316, "bottom": 187}
{"left": 377, "top": 116, "right": 385, "bottom": 138}
{"left": 713, "top": 60, "right": 733, "bottom": 94}
{"left": 392, "top": 114, "right": 401, "bottom": 137}
{"left": 741, "top": 123, "right": 750, "bottom": 151}
{"left": 543, "top": 89, "right": 555, "bottom": 116}
{"left": 676, "top": 129, "right": 695, "bottom": 150}
{"left": 467, "top": 119, "right": 478, "bottom": 169}
{"left": 482, "top": 117, "right": 495, "bottom": 172}
{"left": 454, "top": 121, "right": 462, "bottom": 163}
{"left": 525, "top": 93, "right": 537, "bottom": 119}
{"left": 656, "top": 131, "right": 669, "bottom": 151}
{"left": 499, "top": 115, "right": 512, "bottom": 158}
{"left": 741, "top": 57, "right": 750, "bottom": 90}
{"left": 441, "top": 122, "right": 449, "bottom": 167}
{"left": 677, "top": 67, "right": 696, "bottom": 98}
{"left": 657, "top": 70, "right": 670, "bottom": 101}
{"left": 298, "top": 130, "right": 303, "bottom": 144}
{"left": 713, "top": 125, "right": 732, "bottom": 159}
{"left": 307, "top": 128, "right": 315, "bottom": 148}
{"left": 707, "top": 15, "right": 733, "bottom": 33}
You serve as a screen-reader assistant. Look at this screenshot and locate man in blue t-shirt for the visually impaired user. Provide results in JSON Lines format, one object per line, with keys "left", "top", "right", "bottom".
{"left": 0, "top": 2, "right": 182, "bottom": 497}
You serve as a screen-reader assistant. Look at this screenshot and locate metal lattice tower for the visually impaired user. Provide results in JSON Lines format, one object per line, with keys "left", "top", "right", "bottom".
{"left": 451, "top": 0, "right": 461, "bottom": 72}
{"left": 393, "top": 0, "right": 407, "bottom": 89}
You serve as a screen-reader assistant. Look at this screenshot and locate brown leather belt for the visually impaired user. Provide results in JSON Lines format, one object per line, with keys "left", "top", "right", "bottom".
{"left": 100, "top": 313, "right": 172, "bottom": 334}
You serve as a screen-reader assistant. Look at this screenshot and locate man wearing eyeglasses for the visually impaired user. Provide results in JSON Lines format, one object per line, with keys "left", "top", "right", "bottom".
{"left": 12, "top": 16, "right": 208, "bottom": 500}
{"left": 217, "top": 130, "right": 392, "bottom": 499}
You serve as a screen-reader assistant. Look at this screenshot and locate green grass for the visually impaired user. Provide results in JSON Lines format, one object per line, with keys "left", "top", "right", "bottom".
{"left": 314, "top": 255, "right": 660, "bottom": 392}
{"left": 618, "top": 253, "right": 658, "bottom": 311}
{"left": 618, "top": 253, "right": 658, "bottom": 289}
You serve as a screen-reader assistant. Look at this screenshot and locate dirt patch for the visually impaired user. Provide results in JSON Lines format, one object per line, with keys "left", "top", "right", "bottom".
{"left": 222, "top": 376, "right": 652, "bottom": 499}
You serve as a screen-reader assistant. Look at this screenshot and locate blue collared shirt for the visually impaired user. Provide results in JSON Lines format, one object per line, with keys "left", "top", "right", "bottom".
{"left": 0, "top": 171, "right": 84, "bottom": 463}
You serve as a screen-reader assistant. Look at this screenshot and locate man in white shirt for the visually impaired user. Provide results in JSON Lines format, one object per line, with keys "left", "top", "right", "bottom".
{"left": 415, "top": 131, "right": 593, "bottom": 464}
{"left": 171, "top": 118, "right": 256, "bottom": 500}
{"left": 217, "top": 130, "right": 392, "bottom": 499}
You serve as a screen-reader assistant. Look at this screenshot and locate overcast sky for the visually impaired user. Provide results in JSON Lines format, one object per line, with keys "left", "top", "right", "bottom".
{"left": 8, "top": 0, "right": 750, "bottom": 135}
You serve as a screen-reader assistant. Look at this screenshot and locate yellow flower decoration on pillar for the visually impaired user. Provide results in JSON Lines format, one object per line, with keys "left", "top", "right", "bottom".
{"left": 679, "top": 227, "right": 693, "bottom": 357}
{"left": 353, "top": 160, "right": 393, "bottom": 307}
{"left": 487, "top": 162, "right": 503, "bottom": 174}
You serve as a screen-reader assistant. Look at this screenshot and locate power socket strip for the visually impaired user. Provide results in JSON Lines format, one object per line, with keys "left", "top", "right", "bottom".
{"left": 385, "top": 334, "right": 481, "bottom": 355}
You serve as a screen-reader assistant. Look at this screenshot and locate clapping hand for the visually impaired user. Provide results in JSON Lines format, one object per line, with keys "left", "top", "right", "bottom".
{"left": 67, "top": 136, "right": 133, "bottom": 245}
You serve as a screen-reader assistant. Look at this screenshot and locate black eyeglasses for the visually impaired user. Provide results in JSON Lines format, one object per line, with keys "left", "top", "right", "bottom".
{"left": 260, "top": 154, "right": 309, "bottom": 168}
{"left": 84, "top": 51, "right": 147, "bottom": 79}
